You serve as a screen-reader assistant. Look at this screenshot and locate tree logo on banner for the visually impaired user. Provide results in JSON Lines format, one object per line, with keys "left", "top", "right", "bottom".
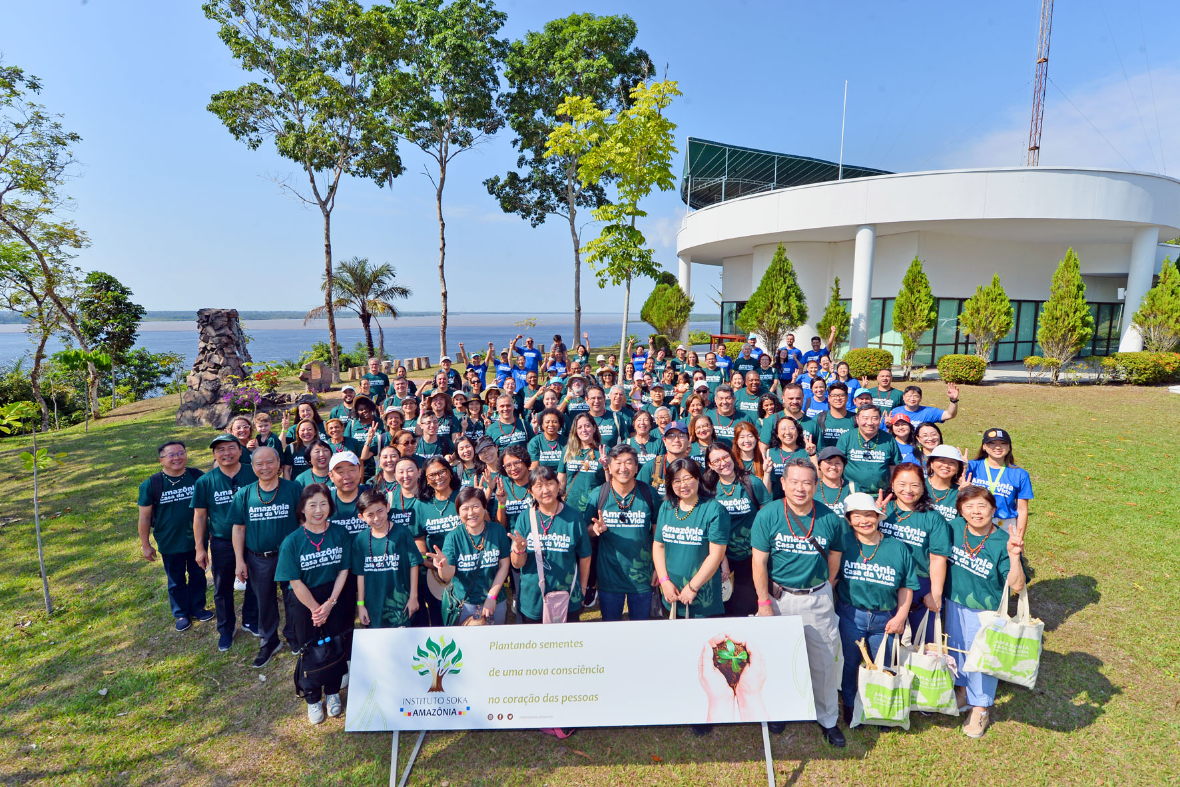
{"left": 413, "top": 636, "right": 463, "bottom": 693}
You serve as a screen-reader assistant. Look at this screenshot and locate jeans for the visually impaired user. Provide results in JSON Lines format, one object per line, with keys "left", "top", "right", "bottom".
{"left": 210, "top": 536, "right": 257, "bottom": 638}
{"left": 836, "top": 599, "right": 898, "bottom": 708}
{"left": 160, "top": 550, "right": 207, "bottom": 620}
{"left": 245, "top": 551, "right": 294, "bottom": 649}
{"left": 458, "top": 598, "right": 507, "bottom": 625}
{"left": 599, "top": 590, "right": 653, "bottom": 622}
{"left": 945, "top": 598, "right": 999, "bottom": 707}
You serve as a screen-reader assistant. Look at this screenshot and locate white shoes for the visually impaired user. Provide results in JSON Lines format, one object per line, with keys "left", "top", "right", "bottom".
{"left": 308, "top": 701, "right": 326, "bottom": 724}
{"left": 233, "top": 578, "right": 247, "bottom": 591}
{"left": 326, "top": 693, "right": 343, "bottom": 718}
{"left": 341, "top": 663, "right": 350, "bottom": 689}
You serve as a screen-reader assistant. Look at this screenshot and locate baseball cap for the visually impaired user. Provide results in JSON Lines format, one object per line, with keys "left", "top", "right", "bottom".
{"left": 928, "top": 444, "right": 964, "bottom": 463}
{"left": 664, "top": 420, "right": 689, "bottom": 437}
{"left": 842, "top": 492, "right": 885, "bottom": 519}
{"left": 888, "top": 412, "right": 911, "bottom": 425}
{"left": 816, "top": 447, "right": 846, "bottom": 464}
{"left": 440, "top": 355, "right": 451, "bottom": 363}
{"left": 341, "top": 384, "right": 356, "bottom": 393}
{"left": 474, "top": 436, "right": 497, "bottom": 455}
{"left": 853, "top": 388, "right": 873, "bottom": 399}
{"left": 983, "top": 427, "right": 1011, "bottom": 444}
{"left": 676, "top": 344, "right": 686, "bottom": 351}
{"left": 209, "top": 433, "right": 240, "bottom": 450}
{"left": 596, "top": 354, "right": 606, "bottom": 362}
{"left": 747, "top": 333, "right": 758, "bottom": 341}
{"left": 328, "top": 451, "right": 360, "bottom": 472}
{"left": 694, "top": 381, "right": 710, "bottom": 392}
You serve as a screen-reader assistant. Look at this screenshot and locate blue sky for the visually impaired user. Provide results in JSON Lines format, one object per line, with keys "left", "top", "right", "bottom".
{"left": 4, "top": 0, "right": 1178, "bottom": 314}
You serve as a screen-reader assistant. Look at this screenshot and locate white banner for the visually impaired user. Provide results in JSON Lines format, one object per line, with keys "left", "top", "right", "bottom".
{"left": 345, "top": 617, "right": 816, "bottom": 731}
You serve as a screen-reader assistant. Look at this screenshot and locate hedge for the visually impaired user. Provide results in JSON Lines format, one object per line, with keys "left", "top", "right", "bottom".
{"left": 723, "top": 341, "right": 745, "bottom": 360}
{"left": 1099, "top": 351, "right": 1180, "bottom": 385}
{"left": 842, "top": 348, "right": 894, "bottom": 378}
{"left": 936, "top": 354, "right": 987, "bottom": 384}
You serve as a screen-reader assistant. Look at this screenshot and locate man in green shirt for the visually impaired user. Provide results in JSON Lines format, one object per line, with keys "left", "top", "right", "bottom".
{"left": 192, "top": 434, "right": 258, "bottom": 651}
{"left": 329, "top": 384, "right": 357, "bottom": 426}
{"left": 835, "top": 404, "right": 902, "bottom": 494}
{"left": 759, "top": 383, "right": 816, "bottom": 448}
{"left": 750, "top": 459, "right": 846, "bottom": 748}
{"left": 813, "top": 382, "right": 857, "bottom": 449}
{"left": 707, "top": 385, "right": 750, "bottom": 447}
{"left": 363, "top": 357, "right": 391, "bottom": 406}
{"left": 867, "top": 367, "right": 904, "bottom": 418}
{"left": 587, "top": 385, "right": 630, "bottom": 449}
{"left": 734, "top": 370, "right": 765, "bottom": 418}
{"left": 137, "top": 441, "right": 208, "bottom": 632}
{"left": 230, "top": 446, "right": 304, "bottom": 668}
{"left": 701, "top": 352, "right": 725, "bottom": 395}
{"left": 732, "top": 343, "right": 759, "bottom": 376}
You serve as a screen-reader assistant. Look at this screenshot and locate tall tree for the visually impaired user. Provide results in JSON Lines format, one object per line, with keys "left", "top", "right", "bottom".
{"left": 204, "top": 0, "right": 403, "bottom": 380}
{"left": 487, "top": 13, "right": 651, "bottom": 344}
{"left": 1130, "top": 256, "right": 1180, "bottom": 352}
{"left": 546, "top": 78, "right": 681, "bottom": 378}
{"left": 77, "top": 271, "right": 145, "bottom": 364}
{"left": 892, "top": 257, "right": 937, "bottom": 379}
{"left": 640, "top": 282, "right": 694, "bottom": 343}
{"left": 1037, "top": 247, "right": 1094, "bottom": 383}
{"left": 373, "top": 0, "right": 507, "bottom": 359}
{"left": 304, "top": 256, "right": 412, "bottom": 356}
{"left": 736, "top": 242, "right": 807, "bottom": 352}
{"left": 958, "top": 273, "right": 1014, "bottom": 362}
{"left": 816, "top": 276, "right": 851, "bottom": 356}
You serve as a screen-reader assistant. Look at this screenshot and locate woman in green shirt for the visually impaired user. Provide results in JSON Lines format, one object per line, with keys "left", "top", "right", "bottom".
{"left": 325, "top": 418, "right": 362, "bottom": 456}
{"left": 925, "top": 443, "right": 966, "bottom": 523}
{"left": 653, "top": 458, "right": 730, "bottom": 621}
{"left": 704, "top": 445, "right": 769, "bottom": 618}
{"left": 274, "top": 483, "right": 354, "bottom": 724}
{"left": 400, "top": 397, "right": 421, "bottom": 433}
{"left": 557, "top": 414, "right": 606, "bottom": 514}
{"left": 731, "top": 421, "right": 763, "bottom": 476}
{"left": 687, "top": 415, "right": 715, "bottom": 468}
{"left": 295, "top": 441, "right": 333, "bottom": 490}
{"left": 450, "top": 434, "right": 485, "bottom": 488}
{"left": 282, "top": 402, "right": 328, "bottom": 444}
{"left": 282, "top": 419, "right": 320, "bottom": 479}
{"left": 626, "top": 410, "right": 664, "bottom": 465}
{"left": 813, "top": 447, "right": 852, "bottom": 516}
{"left": 527, "top": 408, "right": 566, "bottom": 471}
{"left": 435, "top": 487, "right": 511, "bottom": 625}
{"left": 763, "top": 416, "right": 815, "bottom": 500}
{"left": 832, "top": 492, "right": 918, "bottom": 726}
{"left": 410, "top": 457, "right": 462, "bottom": 627}
{"left": 354, "top": 489, "right": 421, "bottom": 629}
{"left": 387, "top": 455, "right": 421, "bottom": 532}
{"left": 882, "top": 463, "right": 952, "bottom": 644}
{"left": 368, "top": 445, "right": 401, "bottom": 497}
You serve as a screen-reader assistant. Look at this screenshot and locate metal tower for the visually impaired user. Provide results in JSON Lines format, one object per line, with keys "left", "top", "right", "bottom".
{"left": 1027, "top": 0, "right": 1054, "bottom": 165}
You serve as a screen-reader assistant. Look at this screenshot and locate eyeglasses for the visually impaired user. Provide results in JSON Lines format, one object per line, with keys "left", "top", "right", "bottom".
{"left": 161, "top": 451, "right": 187, "bottom": 459}
{"left": 426, "top": 471, "right": 450, "bottom": 481}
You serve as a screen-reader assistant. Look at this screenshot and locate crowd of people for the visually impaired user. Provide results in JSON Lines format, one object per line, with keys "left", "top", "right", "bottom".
{"left": 136, "top": 331, "right": 1033, "bottom": 741}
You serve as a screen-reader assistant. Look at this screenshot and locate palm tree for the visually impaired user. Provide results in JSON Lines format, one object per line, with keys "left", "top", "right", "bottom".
{"left": 305, "top": 257, "right": 412, "bottom": 358}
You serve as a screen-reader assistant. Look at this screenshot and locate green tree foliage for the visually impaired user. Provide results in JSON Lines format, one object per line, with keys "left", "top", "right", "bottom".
{"left": 735, "top": 243, "right": 807, "bottom": 352}
{"left": 1037, "top": 248, "right": 1094, "bottom": 382}
{"left": 640, "top": 283, "right": 693, "bottom": 342}
{"left": 958, "top": 274, "right": 1014, "bottom": 362}
{"left": 546, "top": 78, "right": 681, "bottom": 376}
{"left": 891, "top": 257, "right": 937, "bottom": 379}
{"left": 304, "top": 256, "right": 411, "bottom": 358}
{"left": 77, "top": 271, "right": 145, "bottom": 364}
{"left": 487, "top": 13, "right": 650, "bottom": 343}
{"left": 1131, "top": 257, "right": 1180, "bottom": 352}
{"left": 816, "top": 276, "right": 850, "bottom": 357}
{"left": 204, "top": 0, "right": 404, "bottom": 380}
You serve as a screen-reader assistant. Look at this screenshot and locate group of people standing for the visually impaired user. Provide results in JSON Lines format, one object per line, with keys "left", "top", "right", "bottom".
{"left": 136, "top": 332, "right": 1033, "bottom": 740}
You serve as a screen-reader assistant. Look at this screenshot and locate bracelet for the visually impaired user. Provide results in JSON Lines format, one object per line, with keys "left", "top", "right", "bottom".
{"left": 487, "top": 590, "right": 498, "bottom": 600}
{"left": 757, "top": 599, "right": 773, "bottom": 606}
{"left": 658, "top": 576, "right": 670, "bottom": 585}
{"left": 687, "top": 584, "right": 698, "bottom": 594}
{"left": 512, "top": 547, "right": 526, "bottom": 555}
{"left": 948, "top": 397, "right": 959, "bottom": 403}
{"left": 328, "top": 598, "right": 337, "bottom": 605}
{"left": 357, "top": 600, "right": 364, "bottom": 607}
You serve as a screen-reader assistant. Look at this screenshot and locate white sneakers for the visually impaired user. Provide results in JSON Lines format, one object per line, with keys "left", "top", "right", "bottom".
{"left": 308, "top": 701, "right": 326, "bottom": 725}
{"left": 233, "top": 578, "right": 247, "bottom": 592}
{"left": 326, "top": 693, "right": 343, "bottom": 718}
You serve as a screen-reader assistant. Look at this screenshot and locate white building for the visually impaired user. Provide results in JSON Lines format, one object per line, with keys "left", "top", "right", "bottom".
{"left": 675, "top": 138, "right": 1180, "bottom": 364}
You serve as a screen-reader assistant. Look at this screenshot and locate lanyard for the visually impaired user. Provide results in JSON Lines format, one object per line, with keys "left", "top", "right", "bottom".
{"left": 984, "top": 463, "right": 1006, "bottom": 494}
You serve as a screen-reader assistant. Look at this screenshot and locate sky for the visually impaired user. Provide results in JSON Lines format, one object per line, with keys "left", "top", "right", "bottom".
{"left": 3, "top": 0, "right": 1179, "bottom": 316}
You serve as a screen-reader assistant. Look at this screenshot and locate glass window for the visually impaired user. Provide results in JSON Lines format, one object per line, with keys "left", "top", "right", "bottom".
{"left": 868, "top": 299, "right": 884, "bottom": 344}
{"left": 936, "top": 298, "right": 961, "bottom": 346}
{"left": 1016, "top": 302, "right": 1037, "bottom": 342}
{"left": 720, "top": 301, "right": 746, "bottom": 335}
{"left": 879, "top": 299, "right": 901, "bottom": 348}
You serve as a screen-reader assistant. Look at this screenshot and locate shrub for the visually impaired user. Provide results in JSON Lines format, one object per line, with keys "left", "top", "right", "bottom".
{"left": 1037, "top": 248, "right": 1094, "bottom": 382}
{"left": 1131, "top": 256, "right": 1180, "bottom": 352}
{"left": 648, "top": 334, "right": 672, "bottom": 354}
{"left": 688, "top": 329, "right": 711, "bottom": 347}
{"left": 735, "top": 242, "right": 807, "bottom": 351}
{"left": 722, "top": 341, "right": 745, "bottom": 361}
{"left": 1099, "top": 352, "right": 1180, "bottom": 385}
{"left": 1023, "top": 356, "right": 1061, "bottom": 384}
{"left": 843, "top": 348, "right": 894, "bottom": 378}
{"left": 936, "top": 354, "right": 987, "bottom": 384}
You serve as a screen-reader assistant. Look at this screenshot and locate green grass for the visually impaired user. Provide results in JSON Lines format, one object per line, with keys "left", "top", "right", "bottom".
{"left": 1, "top": 384, "right": 1178, "bottom": 785}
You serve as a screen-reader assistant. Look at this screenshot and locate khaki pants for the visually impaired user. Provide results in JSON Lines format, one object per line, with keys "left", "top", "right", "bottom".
{"left": 772, "top": 582, "right": 841, "bottom": 728}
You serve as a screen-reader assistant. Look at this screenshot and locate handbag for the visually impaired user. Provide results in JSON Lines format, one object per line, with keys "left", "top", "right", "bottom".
{"left": 293, "top": 625, "right": 348, "bottom": 699}
{"left": 668, "top": 599, "right": 691, "bottom": 620}
{"left": 851, "top": 633, "right": 914, "bottom": 730}
{"left": 900, "top": 610, "right": 959, "bottom": 716}
{"left": 530, "top": 507, "right": 576, "bottom": 624}
{"left": 964, "top": 585, "right": 1043, "bottom": 689}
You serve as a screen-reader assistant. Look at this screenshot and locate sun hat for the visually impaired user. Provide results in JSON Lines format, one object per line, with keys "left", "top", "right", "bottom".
{"left": 596, "top": 354, "right": 606, "bottom": 362}
{"left": 676, "top": 344, "right": 686, "bottom": 351}
{"left": 842, "top": 492, "right": 885, "bottom": 519}
{"left": 328, "top": 451, "right": 360, "bottom": 472}
{"left": 927, "top": 444, "right": 964, "bottom": 464}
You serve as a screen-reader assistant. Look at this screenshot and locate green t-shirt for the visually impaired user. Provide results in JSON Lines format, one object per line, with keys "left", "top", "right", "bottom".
{"left": 813, "top": 481, "right": 852, "bottom": 516}
{"left": 750, "top": 502, "right": 844, "bottom": 589}
{"left": 558, "top": 448, "right": 606, "bottom": 514}
{"left": 328, "top": 436, "right": 364, "bottom": 456}
{"left": 757, "top": 413, "right": 818, "bottom": 447}
{"left": 733, "top": 356, "right": 758, "bottom": 376}
{"left": 387, "top": 488, "right": 418, "bottom": 532}
{"left": 945, "top": 517, "right": 1011, "bottom": 611}
{"left": 433, "top": 414, "right": 462, "bottom": 442}
{"left": 637, "top": 455, "right": 674, "bottom": 497}
{"left": 414, "top": 435, "right": 453, "bottom": 461}
{"left": 363, "top": 372, "right": 391, "bottom": 404}
{"left": 282, "top": 441, "right": 312, "bottom": 472}
{"left": 528, "top": 433, "right": 567, "bottom": 470}
{"left": 190, "top": 464, "right": 256, "bottom": 540}
{"left": 881, "top": 503, "right": 953, "bottom": 578}
{"left": 712, "top": 475, "right": 772, "bottom": 561}
{"left": 835, "top": 429, "right": 902, "bottom": 494}
{"left": 594, "top": 410, "right": 632, "bottom": 449}
{"left": 330, "top": 486, "right": 369, "bottom": 535}
{"left": 230, "top": 479, "right": 304, "bottom": 554}
{"left": 625, "top": 435, "right": 664, "bottom": 466}
{"left": 764, "top": 447, "right": 811, "bottom": 500}
{"left": 485, "top": 418, "right": 529, "bottom": 449}
{"left": 757, "top": 368, "right": 777, "bottom": 392}
{"left": 583, "top": 482, "right": 661, "bottom": 595}
{"left": 295, "top": 468, "right": 331, "bottom": 490}
{"left": 512, "top": 504, "right": 592, "bottom": 621}
{"left": 442, "top": 524, "right": 510, "bottom": 604}
{"left": 814, "top": 411, "right": 857, "bottom": 449}
{"left": 274, "top": 522, "right": 352, "bottom": 588}
{"left": 328, "top": 403, "right": 354, "bottom": 426}
{"left": 869, "top": 387, "right": 904, "bottom": 417}
{"left": 734, "top": 388, "right": 763, "bottom": 418}
{"left": 702, "top": 367, "right": 725, "bottom": 394}
{"left": 343, "top": 421, "right": 383, "bottom": 446}
{"left": 138, "top": 469, "right": 203, "bottom": 554}
{"left": 352, "top": 524, "right": 423, "bottom": 628}
{"left": 654, "top": 499, "right": 730, "bottom": 617}
{"left": 835, "top": 531, "right": 919, "bottom": 611}
{"left": 497, "top": 476, "right": 532, "bottom": 521}
{"left": 707, "top": 408, "right": 748, "bottom": 446}
{"left": 926, "top": 482, "right": 960, "bottom": 523}
{"left": 410, "top": 491, "right": 462, "bottom": 551}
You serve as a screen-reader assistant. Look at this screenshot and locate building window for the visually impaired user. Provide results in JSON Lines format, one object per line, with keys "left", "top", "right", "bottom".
{"left": 720, "top": 301, "right": 747, "bottom": 336}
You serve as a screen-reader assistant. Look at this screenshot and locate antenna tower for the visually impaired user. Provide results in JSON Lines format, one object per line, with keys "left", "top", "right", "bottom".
{"left": 1027, "top": 0, "right": 1054, "bottom": 165}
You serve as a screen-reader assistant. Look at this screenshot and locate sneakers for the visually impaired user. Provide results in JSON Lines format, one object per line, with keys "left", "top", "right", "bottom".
{"left": 690, "top": 725, "right": 713, "bottom": 736}
{"left": 242, "top": 623, "right": 261, "bottom": 638}
{"left": 819, "top": 723, "right": 847, "bottom": 748}
{"left": 326, "top": 693, "right": 343, "bottom": 718}
{"left": 962, "top": 706, "right": 990, "bottom": 738}
{"left": 218, "top": 630, "right": 235, "bottom": 652}
{"left": 193, "top": 609, "right": 215, "bottom": 623}
{"left": 766, "top": 721, "right": 787, "bottom": 734}
{"left": 582, "top": 586, "right": 598, "bottom": 609}
{"left": 307, "top": 701, "right": 326, "bottom": 725}
{"left": 955, "top": 686, "right": 969, "bottom": 712}
{"left": 253, "top": 641, "right": 280, "bottom": 669}
{"left": 175, "top": 616, "right": 191, "bottom": 632}
{"left": 287, "top": 640, "right": 299, "bottom": 655}
{"left": 233, "top": 578, "right": 248, "bottom": 591}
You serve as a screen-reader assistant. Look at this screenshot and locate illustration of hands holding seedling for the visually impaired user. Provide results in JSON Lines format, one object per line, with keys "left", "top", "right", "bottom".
{"left": 698, "top": 634, "right": 769, "bottom": 722}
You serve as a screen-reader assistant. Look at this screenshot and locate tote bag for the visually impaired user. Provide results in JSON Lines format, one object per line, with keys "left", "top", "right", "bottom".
{"left": 901, "top": 611, "right": 959, "bottom": 716}
{"left": 851, "top": 632, "right": 914, "bottom": 730}
{"left": 964, "top": 586, "right": 1043, "bottom": 689}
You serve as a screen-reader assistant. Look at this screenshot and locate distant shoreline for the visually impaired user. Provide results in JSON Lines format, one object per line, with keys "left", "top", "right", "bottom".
{"left": 0, "top": 310, "right": 718, "bottom": 327}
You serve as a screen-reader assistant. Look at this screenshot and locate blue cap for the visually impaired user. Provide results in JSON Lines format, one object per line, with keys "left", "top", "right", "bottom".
{"left": 664, "top": 420, "right": 689, "bottom": 436}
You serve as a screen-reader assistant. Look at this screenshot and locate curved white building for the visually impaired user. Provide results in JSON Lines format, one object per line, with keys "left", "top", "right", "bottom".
{"left": 676, "top": 138, "right": 1180, "bottom": 363}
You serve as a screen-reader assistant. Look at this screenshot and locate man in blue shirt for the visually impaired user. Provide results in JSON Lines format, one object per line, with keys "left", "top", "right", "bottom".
{"left": 745, "top": 334, "right": 764, "bottom": 359}
{"left": 457, "top": 342, "right": 490, "bottom": 387}
{"left": 898, "top": 383, "right": 960, "bottom": 424}
{"left": 512, "top": 334, "right": 544, "bottom": 373}
{"left": 800, "top": 326, "right": 838, "bottom": 368}
{"left": 782, "top": 334, "right": 804, "bottom": 368}
{"left": 493, "top": 348, "right": 513, "bottom": 386}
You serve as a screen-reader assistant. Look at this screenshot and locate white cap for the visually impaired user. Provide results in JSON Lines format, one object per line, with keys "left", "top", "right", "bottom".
{"left": 328, "top": 451, "right": 360, "bottom": 471}
{"left": 341, "top": 384, "right": 356, "bottom": 392}
{"left": 676, "top": 344, "right": 686, "bottom": 351}
{"left": 842, "top": 492, "right": 885, "bottom": 519}
{"left": 596, "top": 354, "right": 606, "bottom": 362}
{"left": 927, "top": 444, "right": 964, "bottom": 464}
{"left": 440, "top": 355, "right": 451, "bottom": 363}
{"left": 694, "top": 381, "right": 710, "bottom": 391}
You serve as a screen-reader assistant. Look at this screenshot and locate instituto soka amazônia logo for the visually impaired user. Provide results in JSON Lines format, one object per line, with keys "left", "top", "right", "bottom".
{"left": 412, "top": 636, "right": 463, "bottom": 693}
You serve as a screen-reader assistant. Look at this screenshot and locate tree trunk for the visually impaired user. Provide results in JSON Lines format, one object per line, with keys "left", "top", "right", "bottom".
{"left": 31, "top": 332, "right": 50, "bottom": 433}
{"left": 619, "top": 273, "right": 632, "bottom": 381}
{"left": 361, "top": 311, "right": 375, "bottom": 357}
{"left": 429, "top": 671, "right": 444, "bottom": 693}
{"left": 322, "top": 209, "right": 340, "bottom": 382}
{"left": 31, "top": 429, "right": 53, "bottom": 615}
{"left": 566, "top": 170, "right": 582, "bottom": 345}
{"left": 436, "top": 164, "right": 449, "bottom": 361}
{"left": 86, "top": 362, "right": 100, "bottom": 419}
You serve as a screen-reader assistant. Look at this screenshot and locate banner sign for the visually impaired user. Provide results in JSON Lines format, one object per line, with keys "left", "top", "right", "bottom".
{"left": 345, "top": 616, "right": 816, "bottom": 731}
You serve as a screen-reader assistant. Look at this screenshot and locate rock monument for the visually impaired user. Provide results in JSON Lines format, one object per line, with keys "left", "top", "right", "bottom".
{"left": 176, "top": 308, "right": 252, "bottom": 428}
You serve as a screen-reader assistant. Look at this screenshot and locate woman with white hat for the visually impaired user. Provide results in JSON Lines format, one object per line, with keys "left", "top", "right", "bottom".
{"left": 833, "top": 491, "right": 919, "bottom": 727}
{"left": 925, "top": 444, "right": 967, "bottom": 522}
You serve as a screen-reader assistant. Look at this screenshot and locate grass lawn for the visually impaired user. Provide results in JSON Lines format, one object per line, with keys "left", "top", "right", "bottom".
{"left": 1, "top": 382, "right": 1178, "bottom": 786}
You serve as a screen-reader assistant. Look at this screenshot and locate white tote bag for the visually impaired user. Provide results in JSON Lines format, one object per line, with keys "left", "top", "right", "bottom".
{"left": 964, "top": 586, "right": 1043, "bottom": 689}
{"left": 851, "top": 633, "right": 914, "bottom": 730}
{"left": 901, "top": 610, "right": 959, "bottom": 715}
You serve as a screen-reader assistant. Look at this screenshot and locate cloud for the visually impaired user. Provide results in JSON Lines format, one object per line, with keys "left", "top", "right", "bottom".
{"left": 943, "top": 65, "right": 1180, "bottom": 174}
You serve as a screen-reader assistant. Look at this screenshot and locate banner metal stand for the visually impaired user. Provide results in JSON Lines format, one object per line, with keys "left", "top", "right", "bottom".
{"left": 390, "top": 731, "right": 427, "bottom": 787}
{"left": 761, "top": 722, "right": 775, "bottom": 787}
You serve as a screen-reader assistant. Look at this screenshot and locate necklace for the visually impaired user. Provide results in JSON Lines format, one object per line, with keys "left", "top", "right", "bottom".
{"left": 858, "top": 430, "right": 876, "bottom": 452}
{"left": 928, "top": 483, "right": 952, "bottom": 504}
{"left": 538, "top": 509, "right": 557, "bottom": 536}
{"left": 431, "top": 493, "right": 452, "bottom": 516}
{"left": 610, "top": 484, "right": 636, "bottom": 510}
{"left": 858, "top": 535, "right": 882, "bottom": 563}
{"left": 368, "top": 527, "right": 392, "bottom": 560}
{"left": 674, "top": 500, "right": 698, "bottom": 520}
{"left": 783, "top": 500, "right": 815, "bottom": 539}
{"left": 256, "top": 483, "right": 280, "bottom": 505}
{"left": 892, "top": 505, "right": 915, "bottom": 523}
{"left": 718, "top": 478, "right": 737, "bottom": 497}
{"left": 303, "top": 526, "right": 326, "bottom": 552}
{"left": 466, "top": 526, "right": 487, "bottom": 553}
{"left": 963, "top": 524, "right": 995, "bottom": 558}
{"left": 818, "top": 481, "right": 843, "bottom": 506}
{"left": 165, "top": 473, "right": 186, "bottom": 487}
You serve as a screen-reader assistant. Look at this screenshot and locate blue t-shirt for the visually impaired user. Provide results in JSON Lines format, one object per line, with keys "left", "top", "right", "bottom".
{"left": 777, "top": 361, "right": 798, "bottom": 382}
{"left": 898, "top": 441, "right": 919, "bottom": 466}
{"left": 966, "top": 460, "right": 1033, "bottom": 521}
{"left": 801, "top": 348, "right": 829, "bottom": 366}
{"left": 804, "top": 396, "right": 829, "bottom": 419}
{"left": 631, "top": 352, "right": 648, "bottom": 367}
{"left": 795, "top": 373, "right": 819, "bottom": 389}
{"left": 548, "top": 360, "right": 567, "bottom": 377}
{"left": 716, "top": 355, "right": 733, "bottom": 374}
{"left": 513, "top": 345, "right": 544, "bottom": 373}
{"left": 510, "top": 367, "right": 529, "bottom": 389}
{"left": 466, "top": 362, "right": 488, "bottom": 385}
{"left": 750, "top": 346, "right": 764, "bottom": 358}
{"left": 493, "top": 361, "right": 512, "bottom": 386}
{"left": 899, "top": 405, "right": 945, "bottom": 425}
